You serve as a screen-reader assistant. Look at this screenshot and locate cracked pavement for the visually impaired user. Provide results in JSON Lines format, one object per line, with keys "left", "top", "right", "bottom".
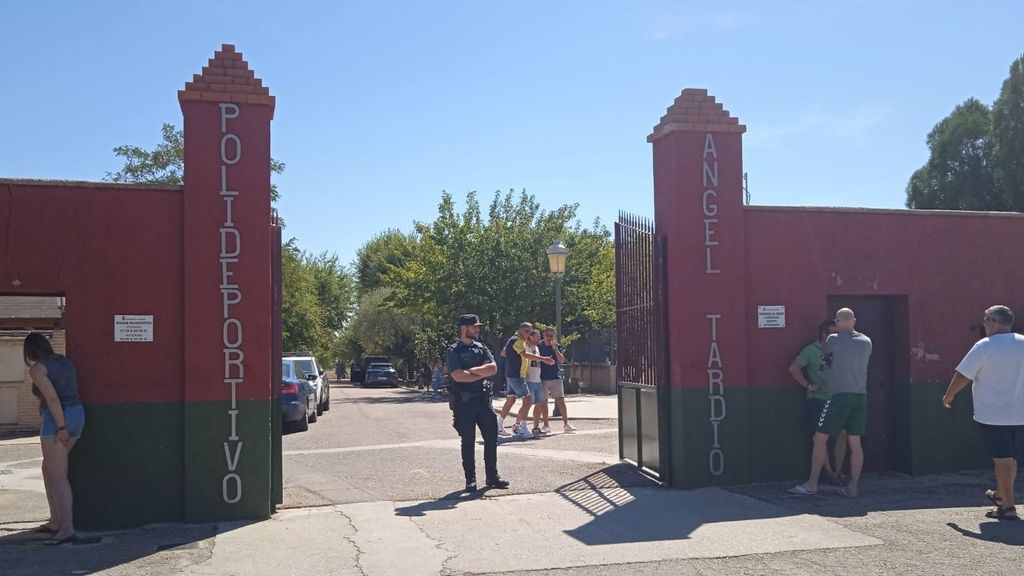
{"left": 3, "top": 383, "right": 1023, "bottom": 575}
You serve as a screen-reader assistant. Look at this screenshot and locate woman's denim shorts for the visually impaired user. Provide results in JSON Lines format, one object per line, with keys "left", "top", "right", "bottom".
{"left": 41, "top": 405, "right": 85, "bottom": 439}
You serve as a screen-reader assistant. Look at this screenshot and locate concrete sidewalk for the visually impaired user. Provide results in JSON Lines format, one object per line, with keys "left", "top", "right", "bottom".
{"left": 0, "top": 484, "right": 880, "bottom": 576}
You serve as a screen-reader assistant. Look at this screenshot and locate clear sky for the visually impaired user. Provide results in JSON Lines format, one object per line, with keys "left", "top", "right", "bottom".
{"left": 2, "top": 1, "right": 1021, "bottom": 265}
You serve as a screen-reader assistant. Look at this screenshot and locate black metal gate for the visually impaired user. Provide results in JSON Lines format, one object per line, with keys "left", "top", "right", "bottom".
{"left": 615, "top": 213, "right": 670, "bottom": 481}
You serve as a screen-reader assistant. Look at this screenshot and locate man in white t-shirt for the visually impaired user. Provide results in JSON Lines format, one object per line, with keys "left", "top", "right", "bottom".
{"left": 523, "top": 329, "right": 554, "bottom": 438}
{"left": 943, "top": 305, "right": 1024, "bottom": 521}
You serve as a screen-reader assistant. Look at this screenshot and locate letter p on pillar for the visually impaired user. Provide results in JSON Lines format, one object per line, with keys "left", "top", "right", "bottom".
{"left": 219, "top": 103, "right": 240, "bottom": 132}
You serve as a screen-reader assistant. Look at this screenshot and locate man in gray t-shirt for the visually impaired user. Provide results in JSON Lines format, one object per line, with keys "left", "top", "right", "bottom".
{"left": 791, "top": 308, "right": 872, "bottom": 497}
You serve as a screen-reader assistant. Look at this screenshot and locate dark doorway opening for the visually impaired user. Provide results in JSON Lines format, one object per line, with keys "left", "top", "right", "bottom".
{"left": 827, "top": 296, "right": 910, "bottom": 473}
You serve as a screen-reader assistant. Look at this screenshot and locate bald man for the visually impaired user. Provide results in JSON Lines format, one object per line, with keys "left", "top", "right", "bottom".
{"left": 790, "top": 308, "right": 872, "bottom": 497}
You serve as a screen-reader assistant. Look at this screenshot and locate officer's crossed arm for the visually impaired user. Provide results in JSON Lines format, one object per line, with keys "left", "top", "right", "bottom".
{"left": 449, "top": 364, "right": 496, "bottom": 382}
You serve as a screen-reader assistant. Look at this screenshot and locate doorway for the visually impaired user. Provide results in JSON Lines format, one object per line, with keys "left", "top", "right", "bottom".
{"left": 827, "top": 296, "right": 910, "bottom": 472}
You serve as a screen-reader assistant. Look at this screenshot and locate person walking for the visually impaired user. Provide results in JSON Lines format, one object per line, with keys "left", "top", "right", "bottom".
{"left": 788, "top": 319, "right": 848, "bottom": 484}
{"left": 539, "top": 327, "right": 575, "bottom": 432}
{"left": 523, "top": 329, "right": 553, "bottom": 436}
{"left": 24, "top": 332, "right": 85, "bottom": 545}
{"left": 497, "top": 322, "right": 555, "bottom": 438}
{"left": 790, "top": 308, "right": 871, "bottom": 497}
{"left": 943, "top": 305, "right": 1024, "bottom": 521}
{"left": 431, "top": 357, "right": 444, "bottom": 394}
{"left": 446, "top": 314, "right": 509, "bottom": 492}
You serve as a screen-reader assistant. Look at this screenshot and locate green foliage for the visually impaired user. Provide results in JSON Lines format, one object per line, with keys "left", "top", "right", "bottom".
{"left": 354, "top": 229, "right": 417, "bottom": 296}
{"left": 105, "top": 123, "right": 284, "bottom": 201}
{"left": 905, "top": 98, "right": 997, "bottom": 210}
{"left": 991, "top": 55, "right": 1024, "bottom": 210}
{"left": 347, "top": 288, "right": 419, "bottom": 374}
{"left": 372, "top": 188, "right": 615, "bottom": 368}
{"left": 907, "top": 55, "right": 1024, "bottom": 211}
{"left": 281, "top": 240, "right": 356, "bottom": 365}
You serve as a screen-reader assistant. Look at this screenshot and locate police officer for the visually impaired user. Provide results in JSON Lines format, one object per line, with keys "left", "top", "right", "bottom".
{"left": 447, "top": 314, "right": 510, "bottom": 492}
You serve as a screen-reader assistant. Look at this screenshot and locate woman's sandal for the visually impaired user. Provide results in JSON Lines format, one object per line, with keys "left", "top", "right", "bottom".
{"left": 984, "top": 506, "right": 1020, "bottom": 521}
{"left": 32, "top": 525, "right": 58, "bottom": 535}
{"left": 43, "top": 534, "right": 79, "bottom": 546}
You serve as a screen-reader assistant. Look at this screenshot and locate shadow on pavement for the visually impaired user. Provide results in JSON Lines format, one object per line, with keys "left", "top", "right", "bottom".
{"left": 394, "top": 489, "right": 489, "bottom": 517}
{"left": 947, "top": 521, "right": 1024, "bottom": 545}
{"left": 728, "top": 470, "right": 1024, "bottom": 521}
{"left": 345, "top": 392, "right": 451, "bottom": 405}
{"left": 0, "top": 520, "right": 259, "bottom": 575}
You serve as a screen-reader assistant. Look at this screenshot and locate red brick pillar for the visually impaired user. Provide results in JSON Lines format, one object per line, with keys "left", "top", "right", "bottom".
{"left": 649, "top": 89, "right": 750, "bottom": 487}
{"left": 178, "top": 44, "right": 275, "bottom": 521}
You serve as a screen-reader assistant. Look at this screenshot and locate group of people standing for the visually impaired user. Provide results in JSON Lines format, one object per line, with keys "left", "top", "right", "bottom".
{"left": 787, "top": 305, "right": 1024, "bottom": 521}
{"left": 443, "top": 315, "right": 576, "bottom": 492}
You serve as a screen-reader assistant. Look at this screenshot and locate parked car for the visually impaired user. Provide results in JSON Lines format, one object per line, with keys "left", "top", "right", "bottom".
{"left": 351, "top": 355, "right": 390, "bottom": 384}
{"left": 363, "top": 362, "right": 400, "bottom": 387}
{"left": 281, "top": 360, "right": 317, "bottom": 432}
{"left": 285, "top": 353, "right": 330, "bottom": 415}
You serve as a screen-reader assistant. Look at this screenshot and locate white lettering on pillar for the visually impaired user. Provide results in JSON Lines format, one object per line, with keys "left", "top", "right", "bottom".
{"left": 219, "top": 102, "right": 245, "bottom": 504}
{"left": 702, "top": 133, "right": 720, "bottom": 274}
{"left": 707, "top": 313, "right": 725, "bottom": 476}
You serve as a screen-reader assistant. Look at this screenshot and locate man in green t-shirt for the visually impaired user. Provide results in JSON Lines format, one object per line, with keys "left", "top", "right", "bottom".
{"left": 788, "top": 319, "right": 848, "bottom": 484}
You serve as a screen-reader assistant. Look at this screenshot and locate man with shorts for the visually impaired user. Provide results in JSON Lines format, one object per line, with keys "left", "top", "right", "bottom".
{"left": 788, "top": 319, "right": 847, "bottom": 484}
{"left": 524, "top": 329, "right": 553, "bottom": 436}
{"left": 497, "top": 323, "right": 554, "bottom": 438}
{"left": 790, "top": 308, "right": 871, "bottom": 497}
{"left": 538, "top": 327, "right": 575, "bottom": 432}
{"left": 943, "top": 305, "right": 1024, "bottom": 520}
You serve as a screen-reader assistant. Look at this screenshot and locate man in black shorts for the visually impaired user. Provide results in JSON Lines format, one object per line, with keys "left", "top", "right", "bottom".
{"left": 943, "top": 305, "right": 1024, "bottom": 521}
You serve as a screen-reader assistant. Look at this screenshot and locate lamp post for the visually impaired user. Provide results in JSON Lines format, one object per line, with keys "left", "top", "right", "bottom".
{"left": 547, "top": 240, "right": 568, "bottom": 414}
{"left": 546, "top": 239, "right": 568, "bottom": 339}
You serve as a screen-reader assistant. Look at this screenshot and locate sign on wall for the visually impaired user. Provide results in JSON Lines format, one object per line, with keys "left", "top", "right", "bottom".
{"left": 114, "top": 315, "right": 154, "bottom": 342}
{"left": 757, "top": 306, "right": 786, "bottom": 328}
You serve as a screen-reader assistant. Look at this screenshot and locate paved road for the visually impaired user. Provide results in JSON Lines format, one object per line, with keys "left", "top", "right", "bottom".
{"left": 281, "top": 382, "right": 644, "bottom": 507}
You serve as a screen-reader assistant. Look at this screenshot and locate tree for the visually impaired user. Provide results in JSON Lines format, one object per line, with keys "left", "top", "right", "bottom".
{"left": 106, "top": 123, "right": 285, "bottom": 201}
{"left": 386, "top": 189, "right": 614, "bottom": 365}
{"left": 348, "top": 288, "right": 419, "bottom": 375}
{"left": 353, "top": 229, "right": 417, "bottom": 296}
{"left": 281, "top": 239, "right": 325, "bottom": 355}
{"left": 905, "top": 98, "right": 998, "bottom": 210}
{"left": 991, "top": 55, "right": 1024, "bottom": 210}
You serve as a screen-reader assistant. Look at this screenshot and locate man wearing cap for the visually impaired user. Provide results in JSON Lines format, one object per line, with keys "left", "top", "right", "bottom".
{"left": 447, "top": 314, "right": 509, "bottom": 492}
{"left": 943, "top": 305, "right": 1024, "bottom": 521}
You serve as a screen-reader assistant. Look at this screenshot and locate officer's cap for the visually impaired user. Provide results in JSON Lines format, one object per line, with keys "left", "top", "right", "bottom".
{"left": 457, "top": 314, "right": 484, "bottom": 327}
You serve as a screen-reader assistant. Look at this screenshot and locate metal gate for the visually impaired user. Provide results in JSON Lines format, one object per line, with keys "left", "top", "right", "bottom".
{"left": 615, "top": 213, "right": 670, "bottom": 481}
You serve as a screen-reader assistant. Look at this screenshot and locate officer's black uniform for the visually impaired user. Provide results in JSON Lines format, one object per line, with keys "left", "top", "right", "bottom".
{"left": 446, "top": 315, "right": 507, "bottom": 491}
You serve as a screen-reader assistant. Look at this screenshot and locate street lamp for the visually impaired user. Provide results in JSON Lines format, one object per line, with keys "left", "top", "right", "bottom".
{"left": 546, "top": 239, "right": 568, "bottom": 339}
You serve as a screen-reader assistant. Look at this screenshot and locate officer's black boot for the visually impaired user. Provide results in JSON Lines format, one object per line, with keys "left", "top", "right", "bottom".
{"left": 465, "top": 478, "right": 478, "bottom": 492}
{"left": 486, "top": 476, "right": 510, "bottom": 489}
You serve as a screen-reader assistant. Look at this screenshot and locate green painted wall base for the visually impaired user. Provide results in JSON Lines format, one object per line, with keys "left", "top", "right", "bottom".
{"left": 69, "top": 399, "right": 275, "bottom": 529}
{"left": 70, "top": 403, "right": 184, "bottom": 530}
{"left": 184, "top": 400, "right": 273, "bottom": 523}
{"left": 661, "top": 381, "right": 987, "bottom": 489}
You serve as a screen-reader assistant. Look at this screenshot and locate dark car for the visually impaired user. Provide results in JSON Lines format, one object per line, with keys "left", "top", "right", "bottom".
{"left": 351, "top": 355, "right": 390, "bottom": 384}
{"left": 363, "top": 362, "right": 400, "bottom": 387}
{"left": 282, "top": 360, "right": 317, "bottom": 431}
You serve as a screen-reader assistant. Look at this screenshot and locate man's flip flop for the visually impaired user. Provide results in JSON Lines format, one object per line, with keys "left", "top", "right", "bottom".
{"left": 32, "top": 525, "right": 58, "bottom": 534}
{"left": 787, "top": 485, "right": 816, "bottom": 495}
{"left": 985, "top": 506, "right": 1020, "bottom": 521}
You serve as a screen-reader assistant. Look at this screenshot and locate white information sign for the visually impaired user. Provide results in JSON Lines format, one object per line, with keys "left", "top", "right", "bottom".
{"left": 757, "top": 306, "right": 786, "bottom": 329}
{"left": 114, "top": 315, "right": 154, "bottom": 342}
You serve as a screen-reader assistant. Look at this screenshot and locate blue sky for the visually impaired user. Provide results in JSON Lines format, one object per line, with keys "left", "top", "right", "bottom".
{"left": 2, "top": 1, "right": 1021, "bottom": 265}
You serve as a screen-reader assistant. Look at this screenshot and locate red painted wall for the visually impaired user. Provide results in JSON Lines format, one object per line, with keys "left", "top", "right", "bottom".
{"left": 0, "top": 181, "right": 185, "bottom": 404}
{"left": 743, "top": 207, "right": 1024, "bottom": 385}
